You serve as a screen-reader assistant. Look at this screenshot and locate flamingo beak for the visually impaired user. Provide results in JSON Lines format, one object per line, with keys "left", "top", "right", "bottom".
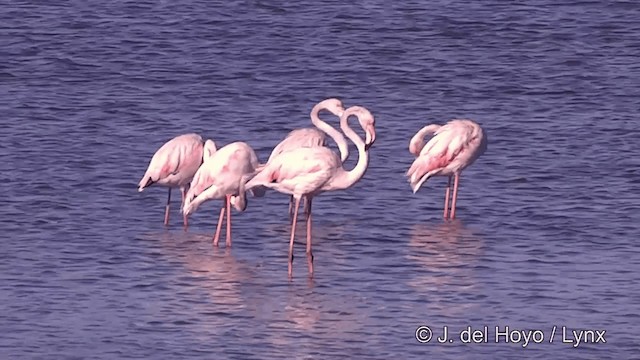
{"left": 364, "top": 125, "right": 376, "bottom": 151}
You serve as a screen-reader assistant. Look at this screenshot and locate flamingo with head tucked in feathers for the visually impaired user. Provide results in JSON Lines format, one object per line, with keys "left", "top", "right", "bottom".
{"left": 138, "top": 133, "right": 217, "bottom": 229}
{"left": 183, "top": 141, "right": 263, "bottom": 247}
{"left": 244, "top": 105, "right": 377, "bottom": 278}
{"left": 406, "top": 119, "right": 487, "bottom": 219}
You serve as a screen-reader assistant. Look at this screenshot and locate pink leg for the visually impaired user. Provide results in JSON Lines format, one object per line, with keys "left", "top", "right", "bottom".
{"left": 289, "top": 196, "right": 308, "bottom": 221}
{"left": 450, "top": 173, "right": 460, "bottom": 220}
{"left": 288, "top": 197, "right": 302, "bottom": 278}
{"left": 444, "top": 176, "right": 452, "bottom": 219}
{"left": 164, "top": 188, "right": 171, "bottom": 226}
{"left": 213, "top": 206, "right": 225, "bottom": 247}
{"left": 305, "top": 196, "right": 314, "bottom": 276}
{"left": 181, "top": 187, "right": 188, "bottom": 231}
{"left": 226, "top": 194, "right": 232, "bottom": 247}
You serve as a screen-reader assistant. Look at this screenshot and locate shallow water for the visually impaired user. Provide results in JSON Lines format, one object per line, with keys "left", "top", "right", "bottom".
{"left": 2, "top": 0, "right": 640, "bottom": 358}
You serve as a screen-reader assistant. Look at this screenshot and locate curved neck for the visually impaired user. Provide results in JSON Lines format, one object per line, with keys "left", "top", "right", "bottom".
{"left": 409, "top": 124, "right": 440, "bottom": 156}
{"left": 203, "top": 139, "right": 217, "bottom": 161}
{"left": 231, "top": 175, "right": 248, "bottom": 211}
{"left": 310, "top": 103, "right": 349, "bottom": 163}
{"left": 330, "top": 108, "right": 370, "bottom": 190}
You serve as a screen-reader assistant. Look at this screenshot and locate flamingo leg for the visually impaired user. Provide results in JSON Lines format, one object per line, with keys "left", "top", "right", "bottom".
{"left": 164, "top": 188, "right": 172, "bottom": 226}
{"left": 226, "top": 194, "right": 232, "bottom": 247}
{"left": 288, "top": 197, "right": 302, "bottom": 278}
{"left": 288, "top": 195, "right": 294, "bottom": 219}
{"left": 450, "top": 173, "right": 460, "bottom": 220}
{"left": 305, "top": 196, "right": 314, "bottom": 276}
{"left": 213, "top": 205, "right": 226, "bottom": 247}
{"left": 289, "top": 196, "right": 308, "bottom": 222}
{"left": 443, "top": 176, "right": 452, "bottom": 219}
{"left": 180, "top": 187, "right": 188, "bottom": 231}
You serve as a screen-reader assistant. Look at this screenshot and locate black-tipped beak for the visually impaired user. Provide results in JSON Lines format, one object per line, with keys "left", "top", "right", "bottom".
{"left": 364, "top": 125, "right": 376, "bottom": 151}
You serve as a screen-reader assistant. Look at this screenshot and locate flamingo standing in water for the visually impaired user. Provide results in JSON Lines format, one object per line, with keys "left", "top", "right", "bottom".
{"left": 138, "top": 133, "right": 217, "bottom": 228}
{"left": 183, "top": 141, "right": 262, "bottom": 247}
{"left": 245, "top": 106, "right": 377, "bottom": 277}
{"left": 406, "top": 119, "right": 487, "bottom": 219}
{"left": 263, "top": 98, "right": 349, "bottom": 218}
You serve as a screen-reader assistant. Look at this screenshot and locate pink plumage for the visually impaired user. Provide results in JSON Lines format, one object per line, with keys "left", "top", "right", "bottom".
{"left": 182, "top": 141, "right": 262, "bottom": 247}
{"left": 244, "top": 105, "right": 377, "bottom": 277}
{"left": 138, "top": 133, "right": 216, "bottom": 228}
{"left": 263, "top": 98, "right": 348, "bottom": 217}
{"left": 406, "top": 119, "right": 487, "bottom": 219}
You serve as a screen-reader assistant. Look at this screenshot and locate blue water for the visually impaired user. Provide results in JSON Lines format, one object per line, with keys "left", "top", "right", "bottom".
{"left": 2, "top": 0, "right": 639, "bottom": 358}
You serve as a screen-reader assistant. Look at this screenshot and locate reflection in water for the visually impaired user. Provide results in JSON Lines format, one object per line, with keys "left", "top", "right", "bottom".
{"left": 264, "top": 284, "right": 366, "bottom": 358}
{"left": 138, "top": 231, "right": 251, "bottom": 317}
{"left": 138, "top": 230, "right": 366, "bottom": 356}
{"left": 406, "top": 221, "right": 484, "bottom": 317}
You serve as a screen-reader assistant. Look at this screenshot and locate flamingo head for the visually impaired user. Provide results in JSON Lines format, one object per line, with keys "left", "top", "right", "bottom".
{"left": 364, "top": 124, "right": 376, "bottom": 151}
{"left": 182, "top": 191, "right": 198, "bottom": 217}
{"left": 230, "top": 175, "right": 250, "bottom": 212}
{"left": 230, "top": 193, "right": 247, "bottom": 212}
{"left": 319, "top": 98, "right": 345, "bottom": 117}
{"left": 353, "top": 107, "right": 376, "bottom": 150}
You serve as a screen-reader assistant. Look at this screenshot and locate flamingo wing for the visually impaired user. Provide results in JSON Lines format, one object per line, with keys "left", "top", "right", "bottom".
{"left": 187, "top": 160, "right": 219, "bottom": 198}
{"left": 406, "top": 129, "right": 466, "bottom": 192}
{"left": 183, "top": 147, "right": 241, "bottom": 215}
{"left": 267, "top": 128, "right": 326, "bottom": 162}
{"left": 138, "top": 141, "right": 184, "bottom": 190}
{"left": 190, "top": 144, "right": 256, "bottom": 198}
{"left": 247, "top": 147, "right": 338, "bottom": 196}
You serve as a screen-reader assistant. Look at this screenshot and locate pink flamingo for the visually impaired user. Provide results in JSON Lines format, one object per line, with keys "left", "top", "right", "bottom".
{"left": 263, "top": 98, "right": 349, "bottom": 218}
{"left": 138, "top": 133, "right": 216, "bottom": 228}
{"left": 245, "top": 106, "right": 376, "bottom": 277}
{"left": 406, "top": 119, "right": 487, "bottom": 219}
{"left": 182, "top": 141, "right": 261, "bottom": 247}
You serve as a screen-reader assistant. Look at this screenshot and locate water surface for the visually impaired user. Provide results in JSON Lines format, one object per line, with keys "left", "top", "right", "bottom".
{"left": 2, "top": 0, "right": 640, "bottom": 358}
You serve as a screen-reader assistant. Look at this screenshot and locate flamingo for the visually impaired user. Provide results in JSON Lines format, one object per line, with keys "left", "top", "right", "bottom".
{"left": 406, "top": 119, "right": 487, "bottom": 219}
{"left": 244, "top": 106, "right": 377, "bottom": 277}
{"left": 138, "top": 133, "right": 217, "bottom": 229}
{"left": 182, "top": 141, "right": 261, "bottom": 247}
{"left": 263, "top": 98, "right": 349, "bottom": 218}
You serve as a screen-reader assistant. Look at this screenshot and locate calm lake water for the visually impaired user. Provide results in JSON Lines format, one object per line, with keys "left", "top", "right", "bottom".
{"left": 2, "top": 0, "right": 640, "bottom": 358}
